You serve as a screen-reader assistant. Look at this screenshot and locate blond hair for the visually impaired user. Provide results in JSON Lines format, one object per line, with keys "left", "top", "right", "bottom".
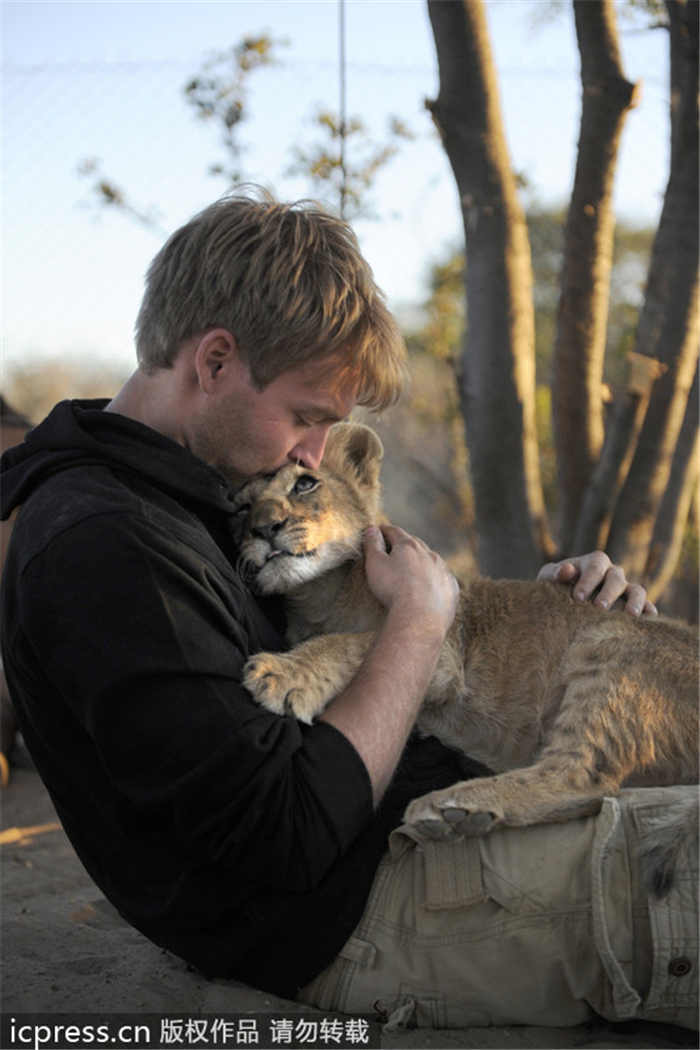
{"left": 135, "top": 188, "right": 407, "bottom": 409}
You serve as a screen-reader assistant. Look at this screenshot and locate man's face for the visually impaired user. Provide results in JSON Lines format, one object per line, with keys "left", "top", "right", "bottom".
{"left": 190, "top": 354, "right": 358, "bottom": 486}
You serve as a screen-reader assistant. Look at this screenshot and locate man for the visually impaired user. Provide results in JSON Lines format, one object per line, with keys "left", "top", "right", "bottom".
{"left": 2, "top": 191, "right": 693, "bottom": 1030}
{"left": 0, "top": 396, "right": 32, "bottom": 784}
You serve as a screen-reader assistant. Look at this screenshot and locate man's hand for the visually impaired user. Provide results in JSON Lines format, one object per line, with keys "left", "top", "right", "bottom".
{"left": 320, "top": 525, "right": 459, "bottom": 806}
{"left": 537, "top": 550, "right": 657, "bottom": 617}
{"left": 363, "top": 524, "right": 459, "bottom": 639}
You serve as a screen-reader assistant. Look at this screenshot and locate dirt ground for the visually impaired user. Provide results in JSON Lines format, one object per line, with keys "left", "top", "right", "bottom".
{"left": 1, "top": 743, "right": 697, "bottom": 1050}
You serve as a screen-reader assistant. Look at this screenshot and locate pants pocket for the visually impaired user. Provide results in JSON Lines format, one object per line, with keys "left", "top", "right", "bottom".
{"left": 375, "top": 986, "right": 492, "bottom": 1029}
{"left": 421, "top": 837, "right": 487, "bottom": 910}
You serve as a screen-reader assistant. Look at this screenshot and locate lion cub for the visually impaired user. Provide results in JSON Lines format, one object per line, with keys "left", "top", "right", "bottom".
{"left": 233, "top": 422, "right": 699, "bottom": 836}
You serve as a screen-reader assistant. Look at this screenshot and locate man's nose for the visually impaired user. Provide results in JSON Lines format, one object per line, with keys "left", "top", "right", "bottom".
{"left": 289, "top": 425, "right": 330, "bottom": 470}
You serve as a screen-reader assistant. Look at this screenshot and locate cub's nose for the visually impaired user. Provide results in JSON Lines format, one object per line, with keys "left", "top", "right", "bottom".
{"left": 251, "top": 519, "right": 288, "bottom": 543}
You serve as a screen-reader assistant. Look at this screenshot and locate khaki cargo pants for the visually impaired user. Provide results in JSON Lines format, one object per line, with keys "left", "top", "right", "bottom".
{"left": 299, "top": 787, "right": 698, "bottom": 1030}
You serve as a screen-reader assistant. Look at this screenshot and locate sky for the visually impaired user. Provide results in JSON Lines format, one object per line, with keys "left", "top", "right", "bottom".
{"left": 2, "top": 0, "right": 670, "bottom": 373}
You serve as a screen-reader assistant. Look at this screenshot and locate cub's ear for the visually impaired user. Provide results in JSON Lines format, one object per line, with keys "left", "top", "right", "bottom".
{"left": 326, "top": 423, "right": 384, "bottom": 488}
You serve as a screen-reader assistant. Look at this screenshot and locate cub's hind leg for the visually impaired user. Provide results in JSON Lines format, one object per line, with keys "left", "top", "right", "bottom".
{"left": 405, "top": 657, "right": 640, "bottom": 837}
{"left": 403, "top": 757, "right": 612, "bottom": 838}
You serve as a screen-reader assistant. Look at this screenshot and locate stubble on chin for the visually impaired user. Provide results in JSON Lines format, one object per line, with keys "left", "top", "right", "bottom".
{"left": 190, "top": 406, "right": 269, "bottom": 490}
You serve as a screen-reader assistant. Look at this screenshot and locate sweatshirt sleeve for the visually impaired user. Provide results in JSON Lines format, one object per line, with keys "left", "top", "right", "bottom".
{"left": 13, "top": 510, "right": 375, "bottom": 893}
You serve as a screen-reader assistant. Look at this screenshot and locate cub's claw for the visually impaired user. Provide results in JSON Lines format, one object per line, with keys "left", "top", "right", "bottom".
{"left": 404, "top": 788, "right": 503, "bottom": 838}
{"left": 242, "top": 652, "right": 326, "bottom": 724}
{"left": 243, "top": 654, "right": 308, "bottom": 722}
{"left": 410, "top": 818, "right": 458, "bottom": 841}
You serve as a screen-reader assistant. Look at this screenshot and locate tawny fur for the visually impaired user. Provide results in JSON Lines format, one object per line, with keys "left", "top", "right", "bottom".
{"left": 232, "top": 423, "right": 699, "bottom": 837}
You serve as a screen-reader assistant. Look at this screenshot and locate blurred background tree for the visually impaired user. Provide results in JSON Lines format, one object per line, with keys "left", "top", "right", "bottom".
{"left": 427, "top": 0, "right": 697, "bottom": 613}
{"left": 77, "top": 31, "right": 412, "bottom": 224}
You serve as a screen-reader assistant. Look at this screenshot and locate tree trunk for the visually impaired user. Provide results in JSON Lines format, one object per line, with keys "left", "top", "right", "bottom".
{"left": 605, "top": 0, "right": 699, "bottom": 576}
{"left": 573, "top": 352, "right": 667, "bottom": 552}
{"left": 644, "top": 359, "right": 699, "bottom": 603}
{"left": 426, "top": 0, "right": 552, "bottom": 578}
{"left": 552, "top": 0, "right": 640, "bottom": 553}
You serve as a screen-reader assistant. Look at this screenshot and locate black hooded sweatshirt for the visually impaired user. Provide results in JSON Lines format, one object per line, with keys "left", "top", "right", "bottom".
{"left": 0, "top": 399, "right": 477, "bottom": 998}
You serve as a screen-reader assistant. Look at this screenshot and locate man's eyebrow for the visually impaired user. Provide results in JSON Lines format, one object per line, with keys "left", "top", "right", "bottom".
{"left": 298, "top": 405, "right": 348, "bottom": 424}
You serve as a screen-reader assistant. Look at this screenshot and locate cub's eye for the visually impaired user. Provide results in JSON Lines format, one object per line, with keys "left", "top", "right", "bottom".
{"left": 293, "top": 475, "right": 320, "bottom": 495}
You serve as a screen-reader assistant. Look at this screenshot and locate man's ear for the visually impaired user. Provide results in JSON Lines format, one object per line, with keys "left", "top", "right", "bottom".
{"left": 193, "top": 329, "right": 241, "bottom": 394}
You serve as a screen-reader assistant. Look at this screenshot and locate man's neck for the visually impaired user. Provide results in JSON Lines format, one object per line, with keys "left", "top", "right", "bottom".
{"left": 106, "top": 367, "right": 189, "bottom": 447}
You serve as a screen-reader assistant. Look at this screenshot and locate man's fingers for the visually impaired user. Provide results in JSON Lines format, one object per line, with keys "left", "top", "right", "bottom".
{"left": 619, "top": 583, "right": 658, "bottom": 617}
{"left": 585, "top": 562, "right": 624, "bottom": 607}
{"left": 363, "top": 525, "right": 387, "bottom": 552}
{"left": 377, "top": 523, "right": 432, "bottom": 555}
{"left": 538, "top": 550, "right": 656, "bottom": 618}
{"left": 363, "top": 525, "right": 384, "bottom": 543}
{"left": 571, "top": 551, "right": 612, "bottom": 601}
{"left": 584, "top": 568, "right": 658, "bottom": 617}
{"left": 550, "top": 561, "right": 578, "bottom": 584}
{"left": 378, "top": 523, "right": 407, "bottom": 550}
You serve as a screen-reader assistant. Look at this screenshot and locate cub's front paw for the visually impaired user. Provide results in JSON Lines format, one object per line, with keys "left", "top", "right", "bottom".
{"left": 243, "top": 651, "right": 327, "bottom": 724}
{"left": 403, "top": 783, "right": 504, "bottom": 839}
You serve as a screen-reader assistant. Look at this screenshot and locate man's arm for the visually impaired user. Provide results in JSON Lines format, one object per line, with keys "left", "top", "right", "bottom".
{"left": 320, "top": 524, "right": 459, "bottom": 807}
{"left": 537, "top": 550, "right": 657, "bottom": 616}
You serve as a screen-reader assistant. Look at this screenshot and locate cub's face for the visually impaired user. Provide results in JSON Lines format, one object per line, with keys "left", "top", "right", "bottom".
{"left": 231, "top": 423, "right": 383, "bottom": 595}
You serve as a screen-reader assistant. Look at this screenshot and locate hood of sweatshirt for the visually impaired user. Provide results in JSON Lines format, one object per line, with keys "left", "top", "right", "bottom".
{"left": 1, "top": 399, "right": 237, "bottom": 521}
